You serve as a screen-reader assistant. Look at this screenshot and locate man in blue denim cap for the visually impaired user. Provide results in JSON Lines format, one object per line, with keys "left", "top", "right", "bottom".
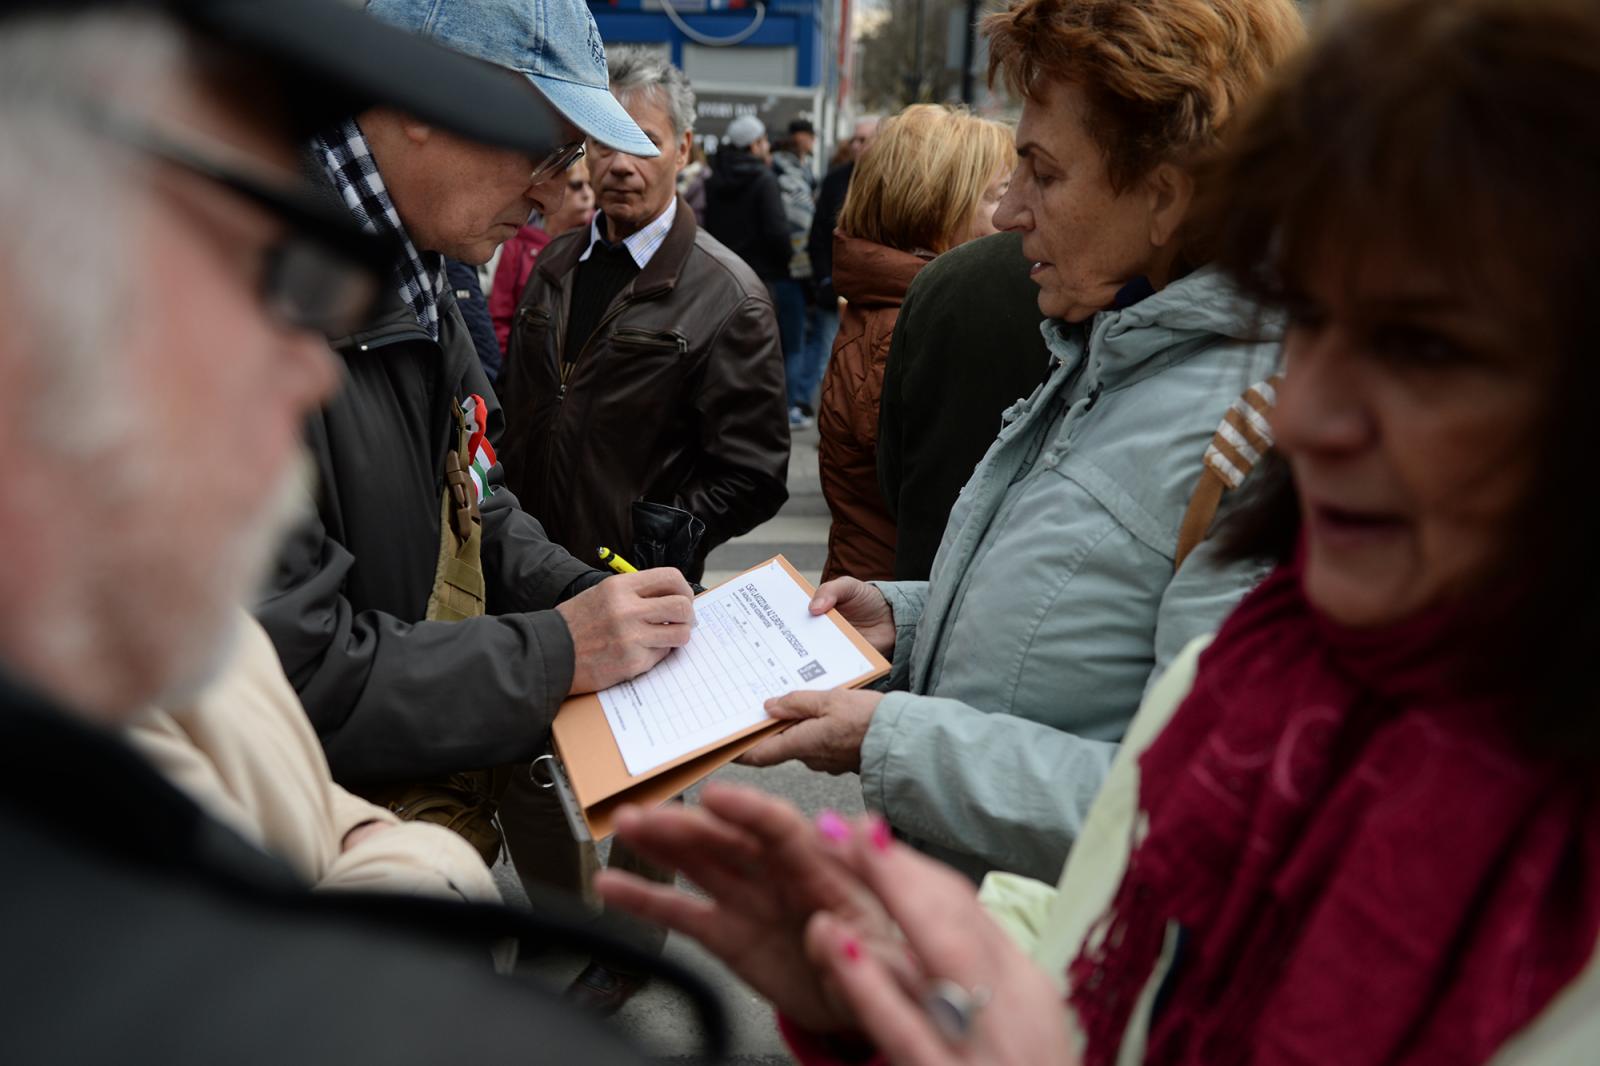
{"left": 255, "top": 0, "right": 699, "bottom": 925}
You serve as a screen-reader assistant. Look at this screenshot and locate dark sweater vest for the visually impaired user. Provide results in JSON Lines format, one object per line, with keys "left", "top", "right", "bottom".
{"left": 564, "top": 240, "right": 640, "bottom": 364}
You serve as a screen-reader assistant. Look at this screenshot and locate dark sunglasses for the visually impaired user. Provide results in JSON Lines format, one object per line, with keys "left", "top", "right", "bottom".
{"left": 530, "top": 139, "right": 586, "bottom": 185}
{"left": 79, "top": 105, "right": 396, "bottom": 337}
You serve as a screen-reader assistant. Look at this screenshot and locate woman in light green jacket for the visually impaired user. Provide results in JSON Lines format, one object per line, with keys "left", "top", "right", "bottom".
{"left": 739, "top": 0, "right": 1304, "bottom": 884}
{"left": 598, "top": 0, "right": 1600, "bottom": 1062}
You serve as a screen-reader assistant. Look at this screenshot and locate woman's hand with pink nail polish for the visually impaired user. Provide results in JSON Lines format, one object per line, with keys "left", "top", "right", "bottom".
{"left": 594, "top": 782, "right": 902, "bottom": 1035}
{"left": 817, "top": 809, "right": 852, "bottom": 843}
{"left": 807, "top": 822, "right": 1078, "bottom": 1066}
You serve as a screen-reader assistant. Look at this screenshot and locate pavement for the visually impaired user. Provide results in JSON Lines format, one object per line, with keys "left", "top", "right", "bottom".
{"left": 495, "top": 422, "right": 853, "bottom": 1063}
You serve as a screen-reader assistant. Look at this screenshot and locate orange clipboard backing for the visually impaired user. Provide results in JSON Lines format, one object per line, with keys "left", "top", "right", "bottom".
{"left": 550, "top": 554, "right": 891, "bottom": 838}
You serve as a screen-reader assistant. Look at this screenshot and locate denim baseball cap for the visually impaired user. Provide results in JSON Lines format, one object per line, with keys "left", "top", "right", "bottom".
{"left": 364, "top": 0, "right": 658, "bottom": 158}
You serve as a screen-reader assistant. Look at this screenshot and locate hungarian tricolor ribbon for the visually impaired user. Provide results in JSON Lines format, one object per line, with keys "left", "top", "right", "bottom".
{"left": 461, "top": 394, "right": 497, "bottom": 505}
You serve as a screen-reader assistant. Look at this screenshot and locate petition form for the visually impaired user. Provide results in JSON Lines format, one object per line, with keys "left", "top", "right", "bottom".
{"left": 597, "top": 559, "right": 876, "bottom": 776}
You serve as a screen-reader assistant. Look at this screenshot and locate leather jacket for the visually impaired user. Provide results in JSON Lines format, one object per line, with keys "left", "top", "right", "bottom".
{"left": 499, "top": 198, "right": 790, "bottom": 579}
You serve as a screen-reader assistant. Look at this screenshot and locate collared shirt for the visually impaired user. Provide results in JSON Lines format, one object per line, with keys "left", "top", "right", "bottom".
{"left": 578, "top": 198, "right": 678, "bottom": 271}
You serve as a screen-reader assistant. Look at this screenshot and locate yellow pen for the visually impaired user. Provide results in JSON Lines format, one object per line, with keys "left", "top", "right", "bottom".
{"left": 596, "top": 547, "right": 639, "bottom": 575}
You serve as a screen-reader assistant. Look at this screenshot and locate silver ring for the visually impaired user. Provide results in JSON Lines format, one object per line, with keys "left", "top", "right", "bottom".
{"left": 528, "top": 754, "right": 557, "bottom": 790}
{"left": 921, "top": 979, "right": 992, "bottom": 1044}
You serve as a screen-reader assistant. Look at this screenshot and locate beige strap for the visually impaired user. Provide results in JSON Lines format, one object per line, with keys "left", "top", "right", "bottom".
{"left": 363, "top": 403, "right": 501, "bottom": 865}
{"left": 425, "top": 405, "right": 487, "bottom": 622}
{"left": 1174, "top": 375, "right": 1283, "bottom": 571}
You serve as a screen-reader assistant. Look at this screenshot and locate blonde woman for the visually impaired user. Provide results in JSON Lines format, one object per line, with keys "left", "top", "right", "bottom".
{"left": 818, "top": 104, "right": 1015, "bottom": 582}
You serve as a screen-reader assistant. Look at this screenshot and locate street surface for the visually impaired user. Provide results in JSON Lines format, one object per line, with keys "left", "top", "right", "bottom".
{"left": 499, "top": 423, "right": 857, "bottom": 1063}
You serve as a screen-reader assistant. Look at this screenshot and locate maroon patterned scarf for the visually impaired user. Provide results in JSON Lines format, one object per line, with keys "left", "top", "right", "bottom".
{"left": 1068, "top": 555, "right": 1600, "bottom": 1065}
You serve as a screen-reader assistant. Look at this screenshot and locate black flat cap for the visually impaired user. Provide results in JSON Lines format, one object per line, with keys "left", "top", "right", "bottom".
{"left": 0, "top": 0, "right": 560, "bottom": 157}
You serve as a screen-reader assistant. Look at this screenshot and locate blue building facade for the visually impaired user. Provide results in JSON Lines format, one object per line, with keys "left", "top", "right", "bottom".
{"left": 590, "top": 0, "right": 825, "bottom": 87}
{"left": 589, "top": 0, "right": 836, "bottom": 146}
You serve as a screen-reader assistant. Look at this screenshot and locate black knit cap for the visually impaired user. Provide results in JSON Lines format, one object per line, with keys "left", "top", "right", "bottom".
{"left": 0, "top": 0, "right": 561, "bottom": 157}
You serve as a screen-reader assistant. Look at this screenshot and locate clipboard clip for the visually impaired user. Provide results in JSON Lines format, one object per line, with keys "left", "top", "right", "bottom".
{"left": 529, "top": 752, "right": 593, "bottom": 845}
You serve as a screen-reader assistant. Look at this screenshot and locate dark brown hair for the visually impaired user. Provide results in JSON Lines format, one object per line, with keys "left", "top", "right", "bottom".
{"left": 1206, "top": 0, "right": 1600, "bottom": 757}
{"left": 984, "top": 0, "right": 1305, "bottom": 191}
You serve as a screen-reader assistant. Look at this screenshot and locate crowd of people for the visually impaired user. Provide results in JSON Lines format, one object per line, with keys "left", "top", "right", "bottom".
{"left": 4, "top": 0, "right": 1600, "bottom": 1062}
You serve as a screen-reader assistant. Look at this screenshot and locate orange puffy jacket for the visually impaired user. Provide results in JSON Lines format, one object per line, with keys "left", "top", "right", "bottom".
{"left": 818, "top": 235, "right": 931, "bottom": 582}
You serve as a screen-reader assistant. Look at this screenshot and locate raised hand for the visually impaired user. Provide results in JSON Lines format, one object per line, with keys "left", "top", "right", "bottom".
{"left": 593, "top": 782, "right": 914, "bottom": 1034}
{"left": 809, "top": 816, "right": 1079, "bottom": 1066}
{"left": 556, "top": 567, "right": 694, "bottom": 694}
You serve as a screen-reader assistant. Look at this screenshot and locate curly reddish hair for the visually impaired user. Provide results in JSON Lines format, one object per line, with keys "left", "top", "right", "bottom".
{"left": 984, "top": 0, "right": 1304, "bottom": 190}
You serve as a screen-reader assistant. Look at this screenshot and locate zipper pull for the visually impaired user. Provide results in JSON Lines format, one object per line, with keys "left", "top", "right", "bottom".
{"left": 557, "top": 383, "right": 567, "bottom": 401}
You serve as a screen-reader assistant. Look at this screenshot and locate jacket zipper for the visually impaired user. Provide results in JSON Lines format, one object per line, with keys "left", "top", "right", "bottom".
{"left": 517, "top": 306, "right": 557, "bottom": 395}
{"left": 558, "top": 299, "right": 634, "bottom": 384}
{"left": 541, "top": 296, "right": 638, "bottom": 508}
{"left": 540, "top": 304, "right": 687, "bottom": 521}
{"left": 348, "top": 329, "right": 431, "bottom": 354}
{"left": 610, "top": 327, "right": 690, "bottom": 355}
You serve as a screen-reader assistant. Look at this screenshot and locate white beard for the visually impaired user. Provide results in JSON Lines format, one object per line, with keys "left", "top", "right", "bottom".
{"left": 148, "top": 465, "right": 309, "bottom": 710}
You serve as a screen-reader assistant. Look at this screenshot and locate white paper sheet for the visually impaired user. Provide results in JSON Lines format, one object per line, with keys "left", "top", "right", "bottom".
{"left": 597, "top": 560, "right": 876, "bottom": 777}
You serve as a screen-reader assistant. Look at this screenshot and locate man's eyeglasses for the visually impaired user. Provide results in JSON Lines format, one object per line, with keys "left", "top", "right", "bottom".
{"left": 79, "top": 105, "right": 396, "bottom": 337}
{"left": 530, "top": 139, "right": 586, "bottom": 186}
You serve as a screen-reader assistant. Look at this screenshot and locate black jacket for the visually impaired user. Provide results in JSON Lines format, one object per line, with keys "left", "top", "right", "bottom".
{"left": 877, "top": 232, "right": 1053, "bottom": 581}
{"left": 257, "top": 280, "right": 604, "bottom": 785}
{"left": 501, "top": 201, "right": 789, "bottom": 580}
{"left": 703, "top": 148, "right": 791, "bottom": 281}
{"left": 445, "top": 258, "right": 503, "bottom": 383}
{"left": 0, "top": 672, "right": 718, "bottom": 1065}
{"left": 807, "top": 160, "right": 853, "bottom": 306}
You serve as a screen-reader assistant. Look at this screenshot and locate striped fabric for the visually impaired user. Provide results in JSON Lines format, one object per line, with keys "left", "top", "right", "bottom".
{"left": 313, "top": 119, "right": 445, "bottom": 340}
{"left": 1174, "top": 374, "right": 1284, "bottom": 570}
{"left": 460, "top": 395, "right": 498, "bottom": 505}
{"left": 1203, "top": 376, "right": 1281, "bottom": 489}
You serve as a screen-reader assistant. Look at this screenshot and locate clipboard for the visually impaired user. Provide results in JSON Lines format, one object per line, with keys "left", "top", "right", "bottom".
{"left": 532, "top": 554, "right": 890, "bottom": 840}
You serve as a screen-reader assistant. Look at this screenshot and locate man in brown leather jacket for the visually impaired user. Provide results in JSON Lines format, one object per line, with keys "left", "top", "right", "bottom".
{"left": 501, "top": 49, "right": 789, "bottom": 584}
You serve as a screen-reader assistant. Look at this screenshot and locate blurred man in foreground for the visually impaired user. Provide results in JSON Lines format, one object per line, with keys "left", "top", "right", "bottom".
{"left": 0, "top": 1, "right": 706, "bottom": 1060}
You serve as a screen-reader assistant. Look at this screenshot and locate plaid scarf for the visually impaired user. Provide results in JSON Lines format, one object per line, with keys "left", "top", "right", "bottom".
{"left": 314, "top": 119, "right": 443, "bottom": 339}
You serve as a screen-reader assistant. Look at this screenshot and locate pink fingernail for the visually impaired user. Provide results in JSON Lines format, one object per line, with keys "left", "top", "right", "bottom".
{"left": 842, "top": 937, "right": 862, "bottom": 962}
{"left": 868, "top": 816, "right": 892, "bottom": 852}
{"left": 816, "top": 809, "right": 849, "bottom": 843}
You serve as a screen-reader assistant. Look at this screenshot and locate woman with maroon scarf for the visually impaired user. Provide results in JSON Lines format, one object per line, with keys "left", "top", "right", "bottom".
{"left": 594, "top": 0, "right": 1600, "bottom": 1062}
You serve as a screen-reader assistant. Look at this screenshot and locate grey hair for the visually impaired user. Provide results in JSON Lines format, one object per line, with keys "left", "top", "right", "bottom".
{"left": 607, "top": 46, "right": 696, "bottom": 138}
{"left": 0, "top": 13, "right": 180, "bottom": 457}
{"left": 0, "top": 12, "right": 219, "bottom": 709}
